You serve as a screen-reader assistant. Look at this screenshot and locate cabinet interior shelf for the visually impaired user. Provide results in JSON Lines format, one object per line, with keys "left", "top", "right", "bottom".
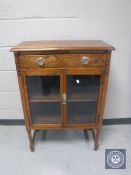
{"left": 30, "top": 95, "right": 60, "bottom": 102}
{"left": 29, "top": 89, "right": 98, "bottom": 103}
{"left": 29, "top": 94, "right": 98, "bottom": 103}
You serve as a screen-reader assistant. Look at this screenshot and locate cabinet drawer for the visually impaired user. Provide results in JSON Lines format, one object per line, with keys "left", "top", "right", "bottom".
{"left": 19, "top": 55, "right": 60, "bottom": 69}
{"left": 61, "top": 54, "right": 106, "bottom": 67}
{"left": 19, "top": 54, "right": 106, "bottom": 69}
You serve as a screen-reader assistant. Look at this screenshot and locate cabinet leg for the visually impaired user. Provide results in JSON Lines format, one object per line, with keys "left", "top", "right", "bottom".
{"left": 94, "top": 128, "right": 101, "bottom": 151}
{"left": 26, "top": 129, "right": 35, "bottom": 152}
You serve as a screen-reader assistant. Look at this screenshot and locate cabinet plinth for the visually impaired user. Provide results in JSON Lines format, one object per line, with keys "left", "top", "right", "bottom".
{"left": 11, "top": 40, "right": 115, "bottom": 151}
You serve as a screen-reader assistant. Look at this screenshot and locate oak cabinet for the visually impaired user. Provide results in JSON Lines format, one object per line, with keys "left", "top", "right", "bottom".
{"left": 11, "top": 40, "right": 114, "bottom": 151}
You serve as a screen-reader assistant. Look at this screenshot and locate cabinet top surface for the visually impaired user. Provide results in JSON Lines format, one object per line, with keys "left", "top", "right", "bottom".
{"left": 11, "top": 40, "right": 115, "bottom": 52}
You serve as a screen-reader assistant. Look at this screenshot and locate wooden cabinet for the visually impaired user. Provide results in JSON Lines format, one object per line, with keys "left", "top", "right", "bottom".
{"left": 11, "top": 40, "right": 115, "bottom": 151}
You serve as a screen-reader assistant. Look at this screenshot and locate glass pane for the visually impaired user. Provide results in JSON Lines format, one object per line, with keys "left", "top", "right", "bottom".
{"left": 26, "top": 76, "right": 61, "bottom": 124}
{"left": 67, "top": 75, "right": 100, "bottom": 124}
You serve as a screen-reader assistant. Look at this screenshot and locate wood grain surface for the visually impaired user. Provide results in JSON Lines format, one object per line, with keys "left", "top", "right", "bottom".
{"left": 11, "top": 40, "right": 115, "bottom": 52}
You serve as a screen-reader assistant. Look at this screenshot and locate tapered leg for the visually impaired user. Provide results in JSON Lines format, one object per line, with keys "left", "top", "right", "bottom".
{"left": 26, "top": 129, "right": 35, "bottom": 152}
{"left": 94, "top": 128, "right": 101, "bottom": 151}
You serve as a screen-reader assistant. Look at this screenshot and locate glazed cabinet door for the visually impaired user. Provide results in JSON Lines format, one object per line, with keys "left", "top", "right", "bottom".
{"left": 64, "top": 69, "right": 104, "bottom": 127}
{"left": 22, "top": 70, "right": 63, "bottom": 128}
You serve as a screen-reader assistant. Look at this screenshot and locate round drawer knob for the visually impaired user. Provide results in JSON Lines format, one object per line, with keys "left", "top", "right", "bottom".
{"left": 81, "top": 56, "right": 89, "bottom": 65}
{"left": 36, "top": 57, "right": 45, "bottom": 66}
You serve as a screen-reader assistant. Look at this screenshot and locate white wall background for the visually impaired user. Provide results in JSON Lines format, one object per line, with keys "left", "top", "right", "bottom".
{"left": 0, "top": 0, "right": 131, "bottom": 119}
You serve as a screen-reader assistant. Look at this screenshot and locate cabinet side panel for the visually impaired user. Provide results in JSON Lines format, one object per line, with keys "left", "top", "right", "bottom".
{"left": 14, "top": 53, "right": 30, "bottom": 128}
{"left": 98, "top": 52, "right": 112, "bottom": 127}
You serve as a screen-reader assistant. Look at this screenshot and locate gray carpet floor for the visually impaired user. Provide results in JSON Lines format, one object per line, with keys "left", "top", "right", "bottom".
{"left": 0, "top": 125, "right": 130, "bottom": 175}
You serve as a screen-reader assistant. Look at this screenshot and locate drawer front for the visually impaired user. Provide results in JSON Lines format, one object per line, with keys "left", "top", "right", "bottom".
{"left": 61, "top": 54, "right": 106, "bottom": 67}
{"left": 19, "top": 54, "right": 107, "bottom": 69}
{"left": 19, "top": 55, "right": 60, "bottom": 69}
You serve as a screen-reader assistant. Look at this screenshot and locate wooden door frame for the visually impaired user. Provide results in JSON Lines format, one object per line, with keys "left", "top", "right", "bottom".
{"left": 63, "top": 67, "right": 105, "bottom": 128}
{"left": 20, "top": 68, "right": 64, "bottom": 130}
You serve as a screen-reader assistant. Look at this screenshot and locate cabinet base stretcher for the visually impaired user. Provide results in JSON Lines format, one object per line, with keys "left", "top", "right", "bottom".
{"left": 26, "top": 128, "right": 101, "bottom": 152}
